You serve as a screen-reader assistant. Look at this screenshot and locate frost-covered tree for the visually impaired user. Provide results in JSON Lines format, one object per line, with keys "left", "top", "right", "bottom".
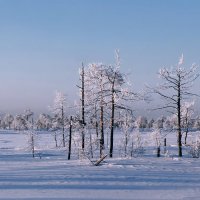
{"left": 24, "top": 109, "right": 34, "bottom": 122}
{"left": 130, "top": 127, "right": 144, "bottom": 157}
{"left": 76, "top": 63, "right": 105, "bottom": 157}
{"left": 194, "top": 117, "right": 200, "bottom": 130}
{"left": 151, "top": 128, "right": 161, "bottom": 157}
{"left": 3, "top": 114, "right": 14, "bottom": 129}
{"left": 83, "top": 53, "right": 140, "bottom": 158}
{"left": 151, "top": 121, "right": 164, "bottom": 157}
{"left": 154, "top": 116, "right": 166, "bottom": 129}
{"left": 84, "top": 65, "right": 122, "bottom": 157}
{"left": 135, "top": 116, "right": 148, "bottom": 129}
{"left": 181, "top": 101, "right": 194, "bottom": 145}
{"left": 163, "top": 116, "right": 173, "bottom": 130}
{"left": 51, "top": 91, "right": 67, "bottom": 147}
{"left": 35, "top": 113, "right": 52, "bottom": 130}
{"left": 12, "top": 114, "right": 28, "bottom": 130}
{"left": 188, "top": 136, "right": 200, "bottom": 158}
{"left": 105, "top": 50, "right": 132, "bottom": 158}
{"left": 50, "top": 114, "right": 61, "bottom": 147}
{"left": 148, "top": 118, "right": 154, "bottom": 129}
{"left": 152, "top": 55, "right": 199, "bottom": 157}
{"left": 120, "top": 110, "right": 134, "bottom": 157}
{"left": 85, "top": 63, "right": 110, "bottom": 157}
{"left": 26, "top": 130, "right": 38, "bottom": 158}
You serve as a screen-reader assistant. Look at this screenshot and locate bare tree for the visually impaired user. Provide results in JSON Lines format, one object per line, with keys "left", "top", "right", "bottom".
{"left": 152, "top": 55, "right": 199, "bottom": 157}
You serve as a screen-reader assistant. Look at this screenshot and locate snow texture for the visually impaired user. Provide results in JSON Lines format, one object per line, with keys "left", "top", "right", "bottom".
{"left": 0, "top": 130, "right": 200, "bottom": 199}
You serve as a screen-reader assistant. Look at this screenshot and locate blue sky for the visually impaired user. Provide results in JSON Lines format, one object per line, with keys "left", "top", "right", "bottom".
{"left": 0, "top": 0, "right": 200, "bottom": 114}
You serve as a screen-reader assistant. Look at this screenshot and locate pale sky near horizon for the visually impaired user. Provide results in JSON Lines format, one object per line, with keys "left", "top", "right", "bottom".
{"left": 0, "top": 0, "right": 200, "bottom": 115}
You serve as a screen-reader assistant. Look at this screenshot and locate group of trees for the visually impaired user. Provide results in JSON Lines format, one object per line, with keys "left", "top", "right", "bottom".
{"left": 1, "top": 53, "right": 199, "bottom": 158}
{"left": 76, "top": 51, "right": 142, "bottom": 158}
{"left": 0, "top": 109, "right": 34, "bottom": 130}
{"left": 2, "top": 112, "right": 200, "bottom": 133}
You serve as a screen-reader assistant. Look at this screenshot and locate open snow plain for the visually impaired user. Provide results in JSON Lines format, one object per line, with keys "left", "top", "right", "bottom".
{"left": 0, "top": 130, "right": 200, "bottom": 199}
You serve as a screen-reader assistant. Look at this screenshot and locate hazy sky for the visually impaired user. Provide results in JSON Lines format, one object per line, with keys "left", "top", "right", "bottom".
{"left": 0, "top": 0, "right": 200, "bottom": 114}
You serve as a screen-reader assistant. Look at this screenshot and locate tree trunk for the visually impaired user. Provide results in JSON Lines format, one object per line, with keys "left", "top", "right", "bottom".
{"left": 89, "top": 129, "right": 93, "bottom": 158}
{"left": 62, "top": 105, "right": 65, "bottom": 147}
{"left": 62, "top": 132, "right": 65, "bottom": 147}
{"left": 131, "top": 139, "right": 134, "bottom": 157}
{"left": 164, "top": 138, "right": 167, "bottom": 154}
{"left": 68, "top": 116, "right": 72, "bottom": 160}
{"left": 31, "top": 134, "right": 35, "bottom": 158}
{"left": 100, "top": 104, "right": 104, "bottom": 158}
{"left": 125, "top": 133, "right": 128, "bottom": 157}
{"left": 100, "top": 72, "right": 104, "bottom": 158}
{"left": 54, "top": 132, "right": 58, "bottom": 148}
{"left": 177, "top": 76, "right": 182, "bottom": 157}
{"left": 185, "top": 131, "right": 188, "bottom": 145}
{"left": 95, "top": 103, "right": 98, "bottom": 138}
{"left": 109, "top": 72, "right": 118, "bottom": 158}
{"left": 184, "top": 116, "right": 189, "bottom": 145}
{"left": 157, "top": 146, "right": 160, "bottom": 157}
{"left": 81, "top": 64, "right": 85, "bottom": 151}
{"left": 96, "top": 121, "right": 98, "bottom": 138}
{"left": 109, "top": 84, "right": 115, "bottom": 158}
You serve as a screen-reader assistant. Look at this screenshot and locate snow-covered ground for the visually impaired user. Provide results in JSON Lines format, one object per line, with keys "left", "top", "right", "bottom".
{"left": 0, "top": 130, "right": 200, "bottom": 199}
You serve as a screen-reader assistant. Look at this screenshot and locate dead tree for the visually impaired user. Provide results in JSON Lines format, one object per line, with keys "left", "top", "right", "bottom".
{"left": 152, "top": 55, "right": 199, "bottom": 157}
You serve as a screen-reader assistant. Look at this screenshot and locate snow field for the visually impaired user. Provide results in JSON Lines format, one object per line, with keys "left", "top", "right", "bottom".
{"left": 0, "top": 130, "right": 200, "bottom": 199}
